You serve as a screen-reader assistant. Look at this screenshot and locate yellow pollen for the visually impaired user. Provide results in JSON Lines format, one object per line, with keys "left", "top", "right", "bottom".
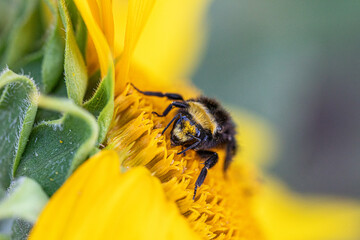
{"left": 59, "top": 140, "right": 63, "bottom": 143}
{"left": 183, "top": 121, "right": 196, "bottom": 135}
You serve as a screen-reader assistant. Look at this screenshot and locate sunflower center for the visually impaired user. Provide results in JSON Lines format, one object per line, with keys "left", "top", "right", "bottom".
{"left": 106, "top": 83, "right": 264, "bottom": 239}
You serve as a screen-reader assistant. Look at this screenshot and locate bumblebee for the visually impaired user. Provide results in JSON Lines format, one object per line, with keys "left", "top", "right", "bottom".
{"left": 131, "top": 84, "right": 237, "bottom": 199}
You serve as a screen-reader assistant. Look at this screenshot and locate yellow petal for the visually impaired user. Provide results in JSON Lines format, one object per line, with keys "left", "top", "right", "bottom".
{"left": 114, "top": 0, "right": 156, "bottom": 94}
{"left": 232, "top": 109, "right": 278, "bottom": 167}
{"left": 77, "top": 0, "right": 210, "bottom": 92}
{"left": 133, "top": 0, "right": 210, "bottom": 82}
{"left": 112, "top": 0, "right": 128, "bottom": 58}
{"left": 234, "top": 109, "right": 360, "bottom": 240}
{"left": 256, "top": 178, "right": 360, "bottom": 240}
{"left": 29, "top": 150, "right": 200, "bottom": 240}
{"left": 112, "top": 0, "right": 210, "bottom": 93}
{"left": 96, "top": 0, "right": 115, "bottom": 53}
{"left": 75, "top": 0, "right": 113, "bottom": 77}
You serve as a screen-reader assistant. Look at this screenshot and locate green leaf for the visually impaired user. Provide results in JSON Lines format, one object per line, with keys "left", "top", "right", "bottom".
{"left": 33, "top": 77, "right": 68, "bottom": 125}
{"left": 42, "top": 0, "right": 57, "bottom": 15}
{"left": 34, "top": 109, "right": 62, "bottom": 126}
{"left": 10, "top": 219, "right": 32, "bottom": 240}
{"left": 64, "top": 0, "right": 79, "bottom": 31}
{"left": 0, "top": 70, "right": 39, "bottom": 189}
{"left": 6, "top": 2, "right": 65, "bottom": 94}
{"left": 84, "top": 70, "right": 101, "bottom": 101}
{"left": 1, "top": 0, "right": 43, "bottom": 68}
{"left": 75, "top": 13, "right": 87, "bottom": 60}
{"left": 59, "top": 0, "right": 87, "bottom": 105}
{"left": 14, "top": 50, "right": 43, "bottom": 89}
{"left": 15, "top": 95, "right": 98, "bottom": 195}
{"left": 63, "top": 0, "right": 88, "bottom": 58}
{"left": 83, "top": 68, "right": 114, "bottom": 144}
{"left": 0, "top": 1, "right": 20, "bottom": 60}
{"left": 33, "top": 79, "right": 67, "bottom": 126}
{"left": 41, "top": 15, "right": 65, "bottom": 93}
{"left": 0, "top": 177, "right": 48, "bottom": 223}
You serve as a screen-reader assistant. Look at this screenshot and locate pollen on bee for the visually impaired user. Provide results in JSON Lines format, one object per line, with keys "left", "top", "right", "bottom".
{"left": 183, "top": 121, "right": 196, "bottom": 135}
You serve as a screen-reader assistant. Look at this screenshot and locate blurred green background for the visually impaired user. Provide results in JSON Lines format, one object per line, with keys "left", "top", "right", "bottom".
{"left": 194, "top": 0, "right": 360, "bottom": 198}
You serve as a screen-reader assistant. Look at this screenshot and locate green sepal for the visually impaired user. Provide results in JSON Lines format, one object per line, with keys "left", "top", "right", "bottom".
{"left": 59, "top": 0, "right": 87, "bottom": 105}
{"left": 14, "top": 50, "right": 44, "bottom": 89}
{"left": 84, "top": 70, "right": 101, "bottom": 101}
{"left": 75, "top": 13, "right": 88, "bottom": 60}
{"left": 15, "top": 95, "right": 98, "bottom": 195}
{"left": 64, "top": 0, "right": 79, "bottom": 32}
{"left": 0, "top": 1, "right": 20, "bottom": 61}
{"left": 33, "top": 80, "right": 67, "bottom": 125}
{"left": 41, "top": 14, "right": 65, "bottom": 93}
{"left": 42, "top": 0, "right": 57, "bottom": 15}
{"left": 0, "top": 70, "right": 39, "bottom": 189}
{"left": 3, "top": 5, "right": 65, "bottom": 94}
{"left": 0, "top": 177, "right": 48, "bottom": 223}
{"left": 61, "top": 0, "right": 88, "bottom": 59}
{"left": 3, "top": 1, "right": 65, "bottom": 94}
{"left": 83, "top": 68, "right": 114, "bottom": 144}
{"left": 0, "top": 0, "right": 43, "bottom": 69}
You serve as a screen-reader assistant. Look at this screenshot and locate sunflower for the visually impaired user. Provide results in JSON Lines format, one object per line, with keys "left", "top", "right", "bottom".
{"left": 0, "top": 0, "right": 360, "bottom": 240}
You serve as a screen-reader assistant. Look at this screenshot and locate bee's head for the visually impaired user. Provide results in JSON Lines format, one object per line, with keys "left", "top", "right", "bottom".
{"left": 170, "top": 115, "right": 200, "bottom": 146}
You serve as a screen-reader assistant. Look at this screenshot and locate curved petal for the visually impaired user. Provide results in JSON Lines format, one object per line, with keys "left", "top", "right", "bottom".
{"left": 232, "top": 109, "right": 360, "bottom": 239}
{"left": 74, "top": 0, "right": 113, "bottom": 78}
{"left": 29, "top": 150, "right": 200, "bottom": 240}
{"left": 133, "top": 0, "right": 210, "bottom": 81}
{"left": 112, "top": 0, "right": 210, "bottom": 92}
{"left": 233, "top": 109, "right": 278, "bottom": 167}
{"left": 97, "top": 0, "right": 115, "bottom": 53}
{"left": 114, "top": 0, "right": 156, "bottom": 94}
{"left": 256, "top": 179, "right": 360, "bottom": 240}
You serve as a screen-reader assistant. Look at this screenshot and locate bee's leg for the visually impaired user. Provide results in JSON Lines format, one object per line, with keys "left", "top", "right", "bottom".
{"left": 161, "top": 112, "right": 181, "bottom": 134}
{"left": 223, "top": 136, "right": 237, "bottom": 172}
{"left": 177, "top": 136, "right": 201, "bottom": 155}
{"left": 193, "top": 150, "right": 218, "bottom": 200}
{"left": 130, "top": 83, "right": 184, "bottom": 100}
{"left": 154, "top": 102, "right": 188, "bottom": 134}
{"left": 181, "top": 146, "right": 186, "bottom": 156}
{"left": 153, "top": 101, "right": 188, "bottom": 118}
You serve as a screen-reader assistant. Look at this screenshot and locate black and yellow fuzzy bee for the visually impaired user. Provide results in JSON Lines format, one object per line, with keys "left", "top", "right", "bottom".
{"left": 131, "top": 84, "right": 237, "bottom": 199}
